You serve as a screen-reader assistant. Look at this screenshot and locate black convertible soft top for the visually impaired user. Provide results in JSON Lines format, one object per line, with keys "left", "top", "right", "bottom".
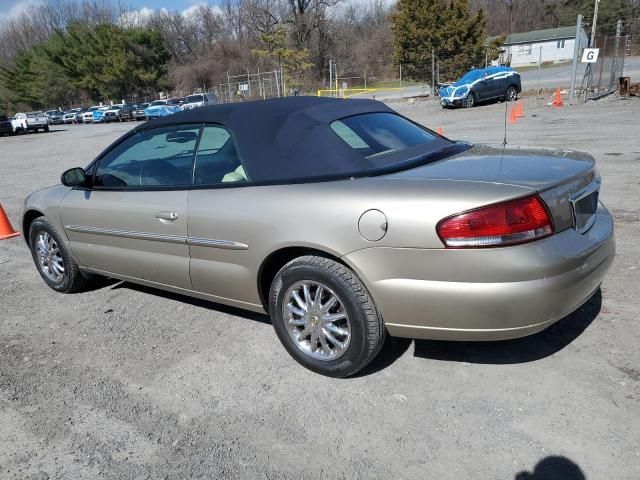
{"left": 143, "top": 96, "right": 457, "bottom": 183}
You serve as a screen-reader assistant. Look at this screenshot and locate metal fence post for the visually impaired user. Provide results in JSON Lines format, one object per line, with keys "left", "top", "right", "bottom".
{"left": 570, "top": 14, "right": 582, "bottom": 103}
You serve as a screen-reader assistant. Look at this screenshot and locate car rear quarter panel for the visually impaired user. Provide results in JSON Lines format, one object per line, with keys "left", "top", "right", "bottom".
{"left": 187, "top": 178, "right": 533, "bottom": 307}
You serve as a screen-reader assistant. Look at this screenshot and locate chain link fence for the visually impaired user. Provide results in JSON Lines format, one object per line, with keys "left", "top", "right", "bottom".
{"left": 583, "top": 33, "right": 630, "bottom": 100}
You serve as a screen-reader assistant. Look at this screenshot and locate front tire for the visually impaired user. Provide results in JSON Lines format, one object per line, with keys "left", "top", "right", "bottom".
{"left": 29, "top": 217, "right": 90, "bottom": 293}
{"left": 269, "top": 255, "right": 385, "bottom": 377}
{"left": 505, "top": 86, "right": 518, "bottom": 102}
{"left": 44, "top": 125, "right": 49, "bottom": 132}
{"left": 463, "top": 91, "right": 476, "bottom": 108}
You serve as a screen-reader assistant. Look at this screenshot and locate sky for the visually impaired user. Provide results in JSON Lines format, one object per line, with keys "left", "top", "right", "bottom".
{"left": 0, "top": 0, "right": 204, "bottom": 20}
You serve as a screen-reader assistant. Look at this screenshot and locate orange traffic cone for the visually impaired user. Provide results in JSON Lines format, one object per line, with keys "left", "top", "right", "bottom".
{"left": 552, "top": 88, "right": 564, "bottom": 107}
{"left": 0, "top": 204, "right": 20, "bottom": 240}
{"left": 516, "top": 100, "right": 524, "bottom": 117}
{"left": 508, "top": 106, "right": 517, "bottom": 124}
{"left": 436, "top": 127, "right": 443, "bottom": 135}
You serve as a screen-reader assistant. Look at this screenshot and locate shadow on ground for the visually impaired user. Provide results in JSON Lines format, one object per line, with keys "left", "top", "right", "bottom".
{"left": 359, "top": 289, "right": 601, "bottom": 375}
{"left": 98, "top": 279, "right": 600, "bottom": 374}
{"left": 110, "top": 280, "right": 271, "bottom": 325}
{"left": 515, "top": 456, "right": 586, "bottom": 480}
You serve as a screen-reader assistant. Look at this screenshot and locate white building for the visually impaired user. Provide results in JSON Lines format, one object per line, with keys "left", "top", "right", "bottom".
{"left": 489, "top": 26, "right": 588, "bottom": 67}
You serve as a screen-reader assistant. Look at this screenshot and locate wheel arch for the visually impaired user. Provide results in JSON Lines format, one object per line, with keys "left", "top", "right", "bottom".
{"left": 22, "top": 209, "right": 45, "bottom": 246}
{"left": 257, "top": 246, "right": 349, "bottom": 310}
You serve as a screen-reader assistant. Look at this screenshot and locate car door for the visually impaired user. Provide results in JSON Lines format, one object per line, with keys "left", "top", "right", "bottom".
{"left": 186, "top": 124, "right": 262, "bottom": 308}
{"left": 60, "top": 124, "right": 201, "bottom": 289}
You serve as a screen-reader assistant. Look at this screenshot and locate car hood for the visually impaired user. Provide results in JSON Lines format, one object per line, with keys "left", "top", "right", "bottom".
{"left": 440, "top": 84, "right": 470, "bottom": 100}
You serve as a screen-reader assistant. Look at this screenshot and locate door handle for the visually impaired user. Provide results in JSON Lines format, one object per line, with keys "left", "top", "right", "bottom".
{"left": 155, "top": 211, "right": 179, "bottom": 222}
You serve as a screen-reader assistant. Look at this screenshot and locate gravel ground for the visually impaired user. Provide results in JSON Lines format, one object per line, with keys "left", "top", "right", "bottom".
{"left": 1, "top": 96, "right": 639, "bottom": 479}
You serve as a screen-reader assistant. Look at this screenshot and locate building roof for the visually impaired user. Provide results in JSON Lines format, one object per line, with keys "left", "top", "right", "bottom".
{"left": 486, "top": 26, "right": 581, "bottom": 47}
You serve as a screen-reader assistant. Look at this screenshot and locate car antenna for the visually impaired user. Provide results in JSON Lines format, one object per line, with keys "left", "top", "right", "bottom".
{"left": 502, "top": 97, "right": 509, "bottom": 146}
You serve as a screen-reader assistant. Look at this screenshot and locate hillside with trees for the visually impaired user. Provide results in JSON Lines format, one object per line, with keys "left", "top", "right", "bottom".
{"left": 0, "top": 0, "right": 638, "bottom": 111}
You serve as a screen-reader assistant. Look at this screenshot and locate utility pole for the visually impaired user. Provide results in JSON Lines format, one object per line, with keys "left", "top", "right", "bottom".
{"left": 570, "top": 14, "right": 583, "bottom": 103}
{"left": 590, "top": 0, "right": 600, "bottom": 47}
{"left": 431, "top": 49, "right": 435, "bottom": 97}
{"left": 538, "top": 45, "right": 542, "bottom": 94}
{"left": 399, "top": 64, "right": 403, "bottom": 98}
{"left": 329, "top": 59, "right": 332, "bottom": 92}
{"left": 364, "top": 67, "right": 367, "bottom": 89}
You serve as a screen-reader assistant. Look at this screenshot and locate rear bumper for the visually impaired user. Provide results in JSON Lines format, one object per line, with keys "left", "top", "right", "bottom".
{"left": 343, "top": 203, "right": 615, "bottom": 341}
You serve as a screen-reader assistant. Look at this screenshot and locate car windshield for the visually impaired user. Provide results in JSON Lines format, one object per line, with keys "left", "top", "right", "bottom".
{"left": 185, "top": 95, "right": 204, "bottom": 103}
{"left": 46, "top": 110, "right": 58, "bottom": 115}
{"left": 138, "top": 103, "right": 149, "bottom": 109}
{"left": 330, "top": 113, "right": 439, "bottom": 159}
{"left": 150, "top": 100, "right": 165, "bottom": 106}
{"left": 453, "top": 69, "right": 485, "bottom": 87}
{"left": 26, "top": 113, "right": 39, "bottom": 118}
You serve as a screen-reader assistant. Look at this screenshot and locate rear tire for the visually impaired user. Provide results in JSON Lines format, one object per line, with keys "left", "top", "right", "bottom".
{"left": 269, "top": 255, "right": 385, "bottom": 377}
{"left": 29, "top": 217, "right": 90, "bottom": 293}
{"left": 44, "top": 125, "right": 49, "bottom": 132}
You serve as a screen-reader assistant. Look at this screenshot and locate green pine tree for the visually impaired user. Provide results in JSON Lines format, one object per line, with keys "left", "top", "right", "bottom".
{"left": 390, "top": 0, "right": 487, "bottom": 81}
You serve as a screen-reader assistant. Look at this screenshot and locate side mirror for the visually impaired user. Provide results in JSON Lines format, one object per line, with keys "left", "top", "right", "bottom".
{"left": 61, "top": 167, "right": 88, "bottom": 187}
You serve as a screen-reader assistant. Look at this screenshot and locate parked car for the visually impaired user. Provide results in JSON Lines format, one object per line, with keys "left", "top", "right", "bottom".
{"left": 0, "top": 115, "right": 13, "bottom": 136}
{"left": 181, "top": 93, "right": 218, "bottom": 110}
{"left": 82, "top": 106, "right": 100, "bottom": 123}
{"left": 45, "top": 110, "right": 65, "bottom": 125}
{"left": 22, "top": 97, "right": 614, "bottom": 377}
{"left": 133, "top": 103, "right": 149, "bottom": 120}
{"left": 12, "top": 112, "right": 49, "bottom": 133}
{"left": 439, "top": 66, "right": 521, "bottom": 108}
{"left": 103, "top": 105, "right": 123, "bottom": 123}
{"left": 63, "top": 109, "right": 82, "bottom": 124}
{"left": 144, "top": 104, "right": 181, "bottom": 120}
{"left": 118, "top": 104, "right": 137, "bottom": 121}
{"left": 91, "top": 106, "right": 110, "bottom": 123}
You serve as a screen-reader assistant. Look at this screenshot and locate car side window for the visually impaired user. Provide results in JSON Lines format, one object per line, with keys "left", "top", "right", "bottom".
{"left": 193, "top": 125, "right": 247, "bottom": 185}
{"left": 94, "top": 125, "right": 200, "bottom": 188}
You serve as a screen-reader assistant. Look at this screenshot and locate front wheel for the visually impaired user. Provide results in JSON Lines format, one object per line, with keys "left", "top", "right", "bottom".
{"left": 505, "top": 86, "right": 518, "bottom": 102}
{"left": 29, "top": 217, "right": 90, "bottom": 293}
{"left": 463, "top": 92, "right": 476, "bottom": 108}
{"left": 44, "top": 125, "right": 49, "bottom": 132}
{"left": 269, "top": 255, "right": 385, "bottom": 377}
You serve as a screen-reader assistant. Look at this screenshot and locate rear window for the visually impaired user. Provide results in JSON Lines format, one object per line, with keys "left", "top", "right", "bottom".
{"left": 185, "top": 94, "right": 204, "bottom": 103}
{"left": 330, "top": 113, "right": 437, "bottom": 158}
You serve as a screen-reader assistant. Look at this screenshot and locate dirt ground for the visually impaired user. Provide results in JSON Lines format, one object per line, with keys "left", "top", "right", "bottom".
{"left": 1, "top": 96, "right": 639, "bottom": 479}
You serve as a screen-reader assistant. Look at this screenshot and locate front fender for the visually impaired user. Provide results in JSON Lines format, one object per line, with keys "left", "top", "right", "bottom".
{"left": 22, "top": 185, "right": 71, "bottom": 246}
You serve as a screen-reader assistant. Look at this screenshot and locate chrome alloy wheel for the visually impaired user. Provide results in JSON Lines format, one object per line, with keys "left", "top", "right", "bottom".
{"left": 506, "top": 86, "right": 517, "bottom": 101}
{"left": 36, "top": 231, "right": 65, "bottom": 283}
{"left": 282, "top": 280, "right": 351, "bottom": 361}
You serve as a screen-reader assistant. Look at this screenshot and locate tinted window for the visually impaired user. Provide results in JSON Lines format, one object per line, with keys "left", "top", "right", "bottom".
{"left": 193, "top": 126, "right": 246, "bottom": 185}
{"left": 185, "top": 94, "right": 204, "bottom": 103}
{"left": 94, "top": 125, "right": 200, "bottom": 188}
{"left": 330, "top": 113, "right": 437, "bottom": 158}
{"left": 0, "top": 115, "right": 8, "bottom": 122}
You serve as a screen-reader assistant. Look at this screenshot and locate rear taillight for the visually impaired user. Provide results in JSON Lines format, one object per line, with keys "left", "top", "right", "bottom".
{"left": 436, "top": 194, "right": 553, "bottom": 248}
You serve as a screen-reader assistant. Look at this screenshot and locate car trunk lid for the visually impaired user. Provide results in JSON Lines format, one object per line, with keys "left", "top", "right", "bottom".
{"left": 387, "top": 143, "right": 600, "bottom": 232}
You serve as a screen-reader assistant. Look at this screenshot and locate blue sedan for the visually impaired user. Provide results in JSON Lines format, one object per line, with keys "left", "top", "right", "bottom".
{"left": 144, "top": 104, "right": 181, "bottom": 120}
{"left": 439, "top": 66, "right": 521, "bottom": 108}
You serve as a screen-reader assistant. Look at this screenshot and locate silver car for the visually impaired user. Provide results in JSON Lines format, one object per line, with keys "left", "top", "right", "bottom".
{"left": 22, "top": 97, "right": 615, "bottom": 377}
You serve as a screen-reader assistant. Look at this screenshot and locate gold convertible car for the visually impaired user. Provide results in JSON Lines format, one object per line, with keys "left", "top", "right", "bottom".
{"left": 22, "top": 97, "right": 615, "bottom": 377}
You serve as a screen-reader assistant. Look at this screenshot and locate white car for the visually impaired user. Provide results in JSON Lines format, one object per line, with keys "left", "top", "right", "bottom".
{"left": 12, "top": 112, "right": 49, "bottom": 133}
{"left": 82, "top": 106, "right": 100, "bottom": 123}
{"left": 181, "top": 93, "right": 218, "bottom": 110}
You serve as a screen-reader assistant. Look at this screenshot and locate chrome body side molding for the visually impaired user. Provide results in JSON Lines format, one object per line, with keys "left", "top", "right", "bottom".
{"left": 65, "top": 225, "right": 248, "bottom": 250}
